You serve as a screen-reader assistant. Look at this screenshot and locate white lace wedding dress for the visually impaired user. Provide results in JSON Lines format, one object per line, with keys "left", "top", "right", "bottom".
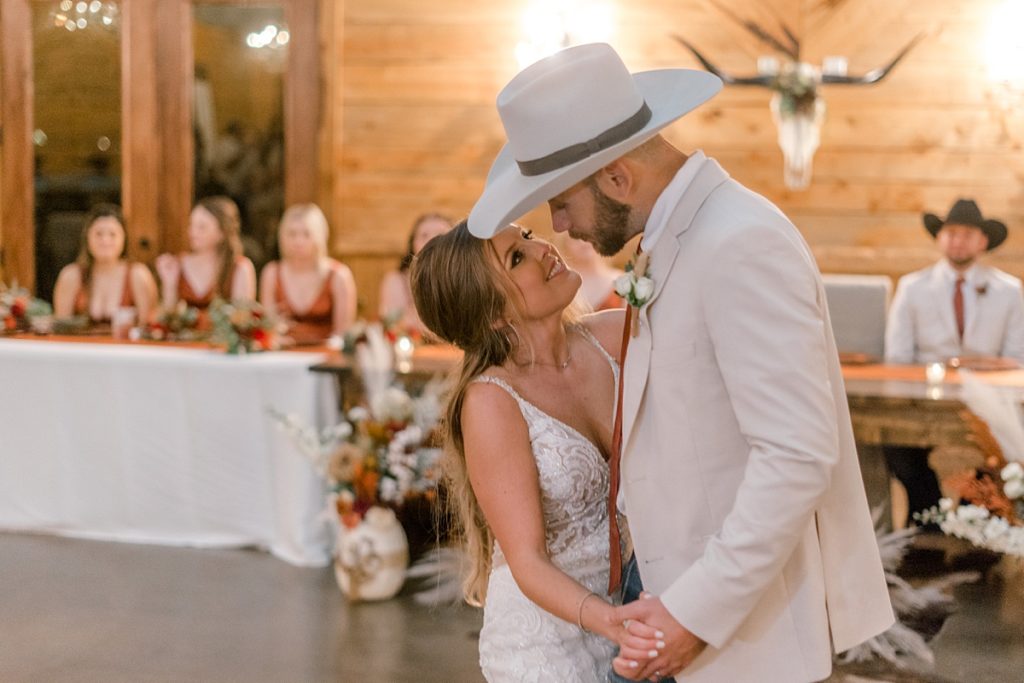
{"left": 474, "top": 329, "right": 621, "bottom": 682}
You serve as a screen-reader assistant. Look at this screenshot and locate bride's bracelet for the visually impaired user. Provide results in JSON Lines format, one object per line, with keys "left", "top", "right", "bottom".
{"left": 576, "top": 591, "right": 599, "bottom": 632}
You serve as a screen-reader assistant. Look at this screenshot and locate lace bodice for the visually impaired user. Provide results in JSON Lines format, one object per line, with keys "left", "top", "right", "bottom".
{"left": 474, "top": 326, "right": 622, "bottom": 683}
{"left": 473, "top": 374, "right": 613, "bottom": 571}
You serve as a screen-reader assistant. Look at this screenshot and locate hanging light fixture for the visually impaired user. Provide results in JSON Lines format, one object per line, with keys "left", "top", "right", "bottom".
{"left": 245, "top": 23, "right": 290, "bottom": 51}
{"left": 50, "top": 0, "right": 119, "bottom": 33}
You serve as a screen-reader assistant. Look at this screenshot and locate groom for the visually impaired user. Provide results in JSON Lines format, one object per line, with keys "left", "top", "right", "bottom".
{"left": 467, "top": 44, "right": 893, "bottom": 682}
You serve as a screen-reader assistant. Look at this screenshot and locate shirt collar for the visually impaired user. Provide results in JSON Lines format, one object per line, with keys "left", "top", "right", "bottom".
{"left": 937, "top": 259, "right": 978, "bottom": 285}
{"left": 640, "top": 150, "right": 706, "bottom": 253}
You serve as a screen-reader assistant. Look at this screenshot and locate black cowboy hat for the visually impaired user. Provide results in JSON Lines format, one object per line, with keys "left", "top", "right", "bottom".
{"left": 923, "top": 198, "right": 1008, "bottom": 251}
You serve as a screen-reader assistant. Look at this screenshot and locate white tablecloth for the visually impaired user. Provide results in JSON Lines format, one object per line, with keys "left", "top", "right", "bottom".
{"left": 0, "top": 339, "right": 337, "bottom": 566}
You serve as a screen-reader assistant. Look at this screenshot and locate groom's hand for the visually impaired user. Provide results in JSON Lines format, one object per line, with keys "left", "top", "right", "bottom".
{"left": 612, "top": 593, "right": 706, "bottom": 680}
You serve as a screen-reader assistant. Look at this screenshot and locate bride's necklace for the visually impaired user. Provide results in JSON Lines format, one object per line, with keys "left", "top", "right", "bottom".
{"left": 536, "top": 351, "right": 571, "bottom": 370}
{"left": 513, "top": 329, "right": 573, "bottom": 370}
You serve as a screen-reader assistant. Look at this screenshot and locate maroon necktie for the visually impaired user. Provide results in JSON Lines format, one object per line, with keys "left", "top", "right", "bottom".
{"left": 954, "top": 277, "right": 965, "bottom": 341}
{"left": 607, "top": 244, "right": 642, "bottom": 594}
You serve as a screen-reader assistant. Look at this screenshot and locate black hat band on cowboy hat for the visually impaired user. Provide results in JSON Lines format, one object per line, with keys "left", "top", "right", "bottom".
{"left": 923, "top": 198, "right": 1008, "bottom": 251}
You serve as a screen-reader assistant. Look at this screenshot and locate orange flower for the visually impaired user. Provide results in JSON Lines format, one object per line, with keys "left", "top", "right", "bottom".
{"left": 340, "top": 511, "right": 362, "bottom": 529}
{"left": 945, "top": 469, "right": 1017, "bottom": 522}
{"left": 335, "top": 495, "right": 354, "bottom": 516}
{"left": 356, "top": 469, "right": 380, "bottom": 505}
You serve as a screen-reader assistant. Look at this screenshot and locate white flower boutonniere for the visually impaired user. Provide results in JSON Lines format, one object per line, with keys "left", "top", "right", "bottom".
{"left": 614, "top": 252, "right": 653, "bottom": 337}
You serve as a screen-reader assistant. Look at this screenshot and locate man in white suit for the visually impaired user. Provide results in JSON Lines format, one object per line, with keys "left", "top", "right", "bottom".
{"left": 468, "top": 44, "right": 892, "bottom": 682}
{"left": 884, "top": 198, "right": 1024, "bottom": 525}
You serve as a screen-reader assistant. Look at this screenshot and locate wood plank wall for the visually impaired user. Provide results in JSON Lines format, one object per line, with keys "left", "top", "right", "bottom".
{"left": 327, "top": 0, "right": 1024, "bottom": 318}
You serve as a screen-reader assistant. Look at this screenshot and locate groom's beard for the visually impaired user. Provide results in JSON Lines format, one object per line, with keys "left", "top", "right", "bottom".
{"left": 581, "top": 183, "right": 636, "bottom": 257}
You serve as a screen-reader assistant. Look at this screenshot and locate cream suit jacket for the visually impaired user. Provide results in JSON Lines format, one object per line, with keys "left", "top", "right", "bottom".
{"left": 620, "top": 157, "right": 893, "bottom": 682}
{"left": 885, "top": 262, "right": 1024, "bottom": 364}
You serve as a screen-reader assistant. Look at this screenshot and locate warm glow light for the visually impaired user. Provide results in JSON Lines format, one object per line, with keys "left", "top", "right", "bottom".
{"left": 515, "top": 0, "right": 615, "bottom": 68}
{"left": 50, "top": 0, "right": 118, "bottom": 32}
{"left": 246, "top": 23, "right": 288, "bottom": 50}
{"left": 986, "top": 0, "right": 1024, "bottom": 84}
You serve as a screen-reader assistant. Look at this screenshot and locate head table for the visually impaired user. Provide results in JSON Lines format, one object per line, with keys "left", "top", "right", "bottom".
{"left": 0, "top": 336, "right": 339, "bottom": 566}
{"left": 6, "top": 332, "right": 1024, "bottom": 564}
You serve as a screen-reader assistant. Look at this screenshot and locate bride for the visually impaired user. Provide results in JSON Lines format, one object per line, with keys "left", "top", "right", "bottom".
{"left": 410, "top": 221, "right": 662, "bottom": 681}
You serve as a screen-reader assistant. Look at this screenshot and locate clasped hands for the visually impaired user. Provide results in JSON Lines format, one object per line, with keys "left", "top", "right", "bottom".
{"left": 609, "top": 593, "right": 706, "bottom": 681}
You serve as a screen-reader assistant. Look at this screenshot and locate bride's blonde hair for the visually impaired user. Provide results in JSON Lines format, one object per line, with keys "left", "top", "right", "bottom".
{"left": 409, "top": 220, "right": 578, "bottom": 604}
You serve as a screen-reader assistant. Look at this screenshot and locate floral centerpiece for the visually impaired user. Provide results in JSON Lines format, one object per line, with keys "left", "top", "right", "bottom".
{"left": 1, "top": 283, "right": 53, "bottom": 334}
{"left": 270, "top": 384, "right": 443, "bottom": 530}
{"left": 141, "top": 300, "right": 203, "bottom": 341}
{"left": 208, "top": 298, "right": 278, "bottom": 354}
{"left": 915, "top": 371, "right": 1024, "bottom": 557}
{"left": 269, "top": 363, "right": 444, "bottom": 600}
{"left": 917, "top": 460, "right": 1024, "bottom": 557}
{"left": 379, "top": 310, "right": 424, "bottom": 346}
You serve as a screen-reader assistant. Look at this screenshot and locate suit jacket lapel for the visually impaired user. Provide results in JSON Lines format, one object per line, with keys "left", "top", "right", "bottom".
{"left": 620, "top": 158, "right": 731, "bottom": 453}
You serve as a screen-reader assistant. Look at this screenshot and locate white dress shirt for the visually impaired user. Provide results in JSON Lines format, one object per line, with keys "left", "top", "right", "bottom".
{"left": 640, "top": 151, "right": 706, "bottom": 253}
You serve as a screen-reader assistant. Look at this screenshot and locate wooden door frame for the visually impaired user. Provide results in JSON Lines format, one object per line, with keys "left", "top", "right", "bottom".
{"left": 0, "top": 0, "right": 34, "bottom": 289}
{"left": 0, "top": 0, "right": 322, "bottom": 292}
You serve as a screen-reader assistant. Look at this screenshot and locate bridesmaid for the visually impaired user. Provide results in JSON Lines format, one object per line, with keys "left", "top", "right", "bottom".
{"left": 259, "top": 203, "right": 356, "bottom": 345}
{"left": 53, "top": 204, "right": 158, "bottom": 327}
{"left": 378, "top": 212, "right": 453, "bottom": 335}
{"left": 155, "top": 196, "right": 257, "bottom": 312}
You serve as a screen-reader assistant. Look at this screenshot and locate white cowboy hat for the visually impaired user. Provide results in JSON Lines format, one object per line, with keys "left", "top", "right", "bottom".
{"left": 468, "top": 42, "right": 722, "bottom": 239}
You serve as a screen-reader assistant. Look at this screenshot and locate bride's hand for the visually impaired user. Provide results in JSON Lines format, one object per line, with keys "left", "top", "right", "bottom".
{"left": 611, "top": 617, "right": 667, "bottom": 681}
{"left": 612, "top": 593, "right": 706, "bottom": 680}
{"left": 598, "top": 610, "right": 663, "bottom": 679}
{"left": 580, "top": 594, "right": 663, "bottom": 677}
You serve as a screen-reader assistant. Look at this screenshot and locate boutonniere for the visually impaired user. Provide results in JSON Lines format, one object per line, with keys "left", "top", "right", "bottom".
{"left": 614, "top": 252, "right": 653, "bottom": 337}
{"left": 976, "top": 283, "right": 988, "bottom": 296}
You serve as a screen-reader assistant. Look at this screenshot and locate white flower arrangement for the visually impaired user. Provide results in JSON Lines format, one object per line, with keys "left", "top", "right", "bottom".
{"left": 1002, "top": 461, "right": 1024, "bottom": 500}
{"left": 269, "top": 380, "right": 444, "bottom": 529}
{"left": 613, "top": 251, "right": 654, "bottom": 309}
{"left": 917, "top": 462, "right": 1024, "bottom": 558}
{"left": 371, "top": 386, "right": 415, "bottom": 424}
{"left": 918, "top": 500, "right": 1024, "bottom": 558}
{"left": 917, "top": 370, "right": 1024, "bottom": 558}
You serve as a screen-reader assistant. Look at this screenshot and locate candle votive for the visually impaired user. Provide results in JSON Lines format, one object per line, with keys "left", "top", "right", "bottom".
{"left": 394, "top": 336, "right": 414, "bottom": 374}
{"left": 925, "top": 361, "right": 946, "bottom": 385}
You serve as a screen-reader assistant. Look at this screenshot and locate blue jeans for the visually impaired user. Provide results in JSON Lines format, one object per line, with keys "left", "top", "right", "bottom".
{"left": 608, "top": 554, "right": 674, "bottom": 683}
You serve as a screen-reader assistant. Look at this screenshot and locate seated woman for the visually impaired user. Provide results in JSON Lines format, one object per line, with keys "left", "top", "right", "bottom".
{"left": 259, "top": 203, "right": 356, "bottom": 345}
{"left": 378, "top": 213, "right": 453, "bottom": 336}
{"left": 155, "top": 196, "right": 257, "bottom": 313}
{"left": 53, "top": 204, "right": 158, "bottom": 327}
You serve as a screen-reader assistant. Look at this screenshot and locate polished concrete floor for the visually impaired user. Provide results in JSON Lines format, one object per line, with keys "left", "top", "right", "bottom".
{"left": 1, "top": 532, "right": 1022, "bottom": 682}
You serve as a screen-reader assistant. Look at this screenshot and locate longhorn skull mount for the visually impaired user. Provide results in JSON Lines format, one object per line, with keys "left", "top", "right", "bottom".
{"left": 673, "top": 4, "right": 923, "bottom": 189}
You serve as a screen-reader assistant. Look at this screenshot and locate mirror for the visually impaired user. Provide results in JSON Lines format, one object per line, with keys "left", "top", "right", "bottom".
{"left": 193, "top": 3, "right": 286, "bottom": 273}
{"left": 32, "top": 0, "right": 122, "bottom": 302}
